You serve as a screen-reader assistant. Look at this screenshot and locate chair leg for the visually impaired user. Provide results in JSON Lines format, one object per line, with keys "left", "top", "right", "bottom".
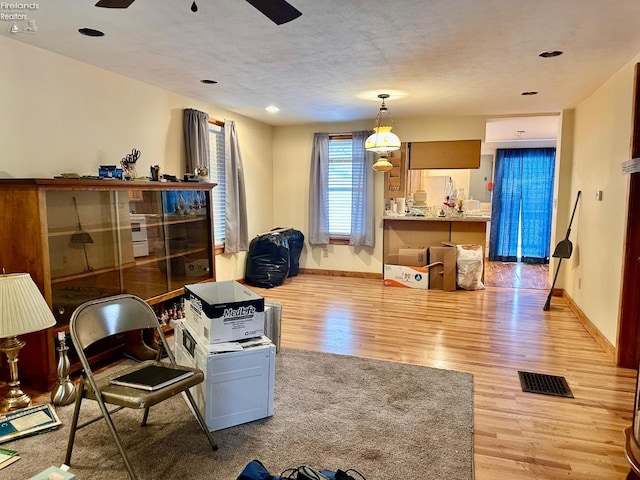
{"left": 93, "top": 396, "right": 139, "bottom": 480}
{"left": 64, "top": 378, "right": 85, "bottom": 465}
{"left": 141, "top": 406, "right": 150, "bottom": 427}
{"left": 183, "top": 389, "right": 218, "bottom": 451}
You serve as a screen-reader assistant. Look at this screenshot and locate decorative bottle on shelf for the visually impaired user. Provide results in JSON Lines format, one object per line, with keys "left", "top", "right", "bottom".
{"left": 51, "top": 332, "right": 76, "bottom": 406}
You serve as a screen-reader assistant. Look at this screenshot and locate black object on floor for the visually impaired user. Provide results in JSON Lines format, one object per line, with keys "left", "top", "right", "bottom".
{"left": 518, "top": 371, "right": 574, "bottom": 398}
{"left": 543, "top": 190, "right": 582, "bottom": 311}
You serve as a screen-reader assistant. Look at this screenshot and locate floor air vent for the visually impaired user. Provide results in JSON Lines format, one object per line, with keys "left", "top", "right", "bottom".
{"left": 518, "top": 371, "right": 574, "bottom": 398}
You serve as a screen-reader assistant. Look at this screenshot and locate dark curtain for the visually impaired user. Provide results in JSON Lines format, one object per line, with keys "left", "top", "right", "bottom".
{"left": 183, "top": 109, "right": 210, "bottom": 174}
{"left": 489, "top": 148, "right": 555, "bottom": 264}
{"left": 350, "top": 130, "right": 375, "bottom": 247}
{"left": 308, "top": 133, "right": 330, "bottom": 245}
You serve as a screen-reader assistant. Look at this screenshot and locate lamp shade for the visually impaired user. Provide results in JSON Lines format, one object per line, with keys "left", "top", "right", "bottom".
{"left": 365, "top": 126, "right": 401, "bottom": 154}
{"left": 0, "top": 273, "right": 56, "bottom": 338}
{"left": 372, "top": 156, "right": 394, "bottom": 172}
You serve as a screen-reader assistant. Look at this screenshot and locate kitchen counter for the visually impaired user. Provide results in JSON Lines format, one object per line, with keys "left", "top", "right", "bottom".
{"left": 383, "top": 214, "right": 489, "bottom": 267}
{"left": 383, "top": 214, "right": 490, "bottom": 223}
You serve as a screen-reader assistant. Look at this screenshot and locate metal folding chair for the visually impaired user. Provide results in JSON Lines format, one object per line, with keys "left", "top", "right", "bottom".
{"left": 64, "top": 294, "right": 217, "bottom": 480}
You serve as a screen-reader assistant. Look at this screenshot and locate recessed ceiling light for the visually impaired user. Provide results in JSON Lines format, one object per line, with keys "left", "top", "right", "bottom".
{"left": 200, "top": 79, "right": 217, "bottom": 84}
{"left": 265, "top": 105, "right": 280, "bottom": 113}
{"left": 521, "top": 91, "right": 538, "bottom": 96}
{"left": 78, "top": 28, "right": 104, "bottom": 37}
{"left": 539, "top": 50, "right": 563, "bottom": 58}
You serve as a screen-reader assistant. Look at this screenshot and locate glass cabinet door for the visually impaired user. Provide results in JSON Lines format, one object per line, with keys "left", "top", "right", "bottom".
{"left": 46, "top": 188, "right": 213, "bottom": 329}
{"left": 125, "top": 189, "right": 212, "bottom": 296}
{"left": 47, "top": 190, "right": 125, "bottom": 327}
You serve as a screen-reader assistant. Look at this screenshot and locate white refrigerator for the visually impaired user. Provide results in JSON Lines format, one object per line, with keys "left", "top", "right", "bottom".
{"left": 174, "top": 322, "right": 275, "bottom": 431}
{"left": 422, "top": 175, "right": 453, "bottom": 208}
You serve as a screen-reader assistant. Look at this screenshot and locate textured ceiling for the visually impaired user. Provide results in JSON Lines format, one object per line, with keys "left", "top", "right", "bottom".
{"left": 3, "top": 0, "right": 640, "bottom": 130}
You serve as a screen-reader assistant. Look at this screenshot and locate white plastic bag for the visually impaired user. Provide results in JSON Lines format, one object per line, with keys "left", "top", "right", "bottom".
{"left": 456, "top": 244, "right": 485, "bottom": 290}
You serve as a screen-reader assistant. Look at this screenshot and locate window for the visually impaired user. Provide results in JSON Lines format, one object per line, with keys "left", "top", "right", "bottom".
{"left": 328, "top": 135, "right": 352, "bottom": 238}
{"left": 309, "top": 130, "right": 373, "bottom": 247}
{"left": 208, "top": 121, "right": 225, "bottom": 247}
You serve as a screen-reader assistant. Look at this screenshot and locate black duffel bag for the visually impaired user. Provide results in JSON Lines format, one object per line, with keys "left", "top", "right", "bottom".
{"left": 237, "top": 460, "right": 367, "bottom": 480}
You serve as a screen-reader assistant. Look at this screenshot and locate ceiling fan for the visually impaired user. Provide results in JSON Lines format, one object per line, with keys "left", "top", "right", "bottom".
{"left": 94, "top": 0, "right": 302, "bottom": 25}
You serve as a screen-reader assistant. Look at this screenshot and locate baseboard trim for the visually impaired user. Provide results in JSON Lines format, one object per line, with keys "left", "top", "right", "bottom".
{"left": 238, "top": 269, "right": 383, "bottom": 284}
{"left": 562, "top": 290, "right": 616, "bottom": 360}
{"left": 298, "top": 268, "right": 383, "bottom": 280}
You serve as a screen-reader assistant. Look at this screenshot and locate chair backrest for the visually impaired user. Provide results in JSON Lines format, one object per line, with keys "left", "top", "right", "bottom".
{"left": 70, "top": 294, "right": 160, "bottom": 352}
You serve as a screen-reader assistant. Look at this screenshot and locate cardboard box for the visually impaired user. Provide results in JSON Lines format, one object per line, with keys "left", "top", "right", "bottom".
{"left": 397, "top": 246, "right": 428, "bottom": 266}
{"left": 383, "top": 264, "right": 431, "bottom": 289}
{"left": 428, "top": 244, "right": 457, "bottom": 291}
{"left": 184, "top": 281, "right": 265, "bottom": 344}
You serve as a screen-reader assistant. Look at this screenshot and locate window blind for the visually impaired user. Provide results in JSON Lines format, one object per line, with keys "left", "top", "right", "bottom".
{"left": 328, "top": 138, "right": 352, "bottom": 237}
{"left": 208, "top": 123, "right": 225, "bottom": 246}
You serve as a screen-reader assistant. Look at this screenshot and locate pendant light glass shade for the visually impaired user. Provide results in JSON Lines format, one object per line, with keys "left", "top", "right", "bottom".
{"left": 365, "top": 93, "right": 401, "bottom": 154}
{"left": 365, "top": 126, "right": 401, "bottom": 153}
{"left": 372, "top": 155, "right": 394, "bottom": 172}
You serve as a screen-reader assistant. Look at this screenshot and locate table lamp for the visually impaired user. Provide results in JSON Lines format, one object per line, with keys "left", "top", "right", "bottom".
{"left": 0, "top": 272, "right": 56, "bottom": 409}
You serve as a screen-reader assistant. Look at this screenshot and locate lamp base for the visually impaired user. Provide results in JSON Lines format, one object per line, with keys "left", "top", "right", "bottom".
{"left": 0, "top": 336, "right": 32, "bottom": 410}
{"left": 0, "top": 389, "right": 30, "bottom": 410}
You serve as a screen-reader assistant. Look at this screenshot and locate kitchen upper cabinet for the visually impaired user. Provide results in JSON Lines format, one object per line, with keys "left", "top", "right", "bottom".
{"left": 383, "top": 144, "right": 408, "bottom": 199}
{"left": 408, "top": 140, "right": 481, "bottom": 169}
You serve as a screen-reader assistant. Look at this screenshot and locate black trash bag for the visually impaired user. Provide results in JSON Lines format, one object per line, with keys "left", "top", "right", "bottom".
{"left": 245, "top": 233, "right": 290, "bottom": 288}
{"left": 271, "top": 227, "right": 304, "bottom": 277}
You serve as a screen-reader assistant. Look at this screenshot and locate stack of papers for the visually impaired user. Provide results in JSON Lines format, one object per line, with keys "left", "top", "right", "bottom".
{"left": 0, "top": 447, "right": 19, "bottom": 471}
{"left": 204, "top": 335, "right": 272, "bottom": 353}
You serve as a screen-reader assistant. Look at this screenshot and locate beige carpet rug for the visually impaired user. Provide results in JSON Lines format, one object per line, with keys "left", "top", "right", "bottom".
{"left": 3, "top": 349, "right": 474, "bottom": 480}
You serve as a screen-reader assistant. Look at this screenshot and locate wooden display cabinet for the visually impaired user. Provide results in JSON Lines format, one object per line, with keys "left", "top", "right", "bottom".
{"left": 0, "top": 179, "right": 216, "bottom": 391}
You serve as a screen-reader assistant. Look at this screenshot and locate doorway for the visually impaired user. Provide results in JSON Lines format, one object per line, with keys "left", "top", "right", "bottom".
{"left": 483, "top": 117, "right": 559, "bottom": 289}
{"left": 488, "top": 147, "right": 556, "bottom": 264}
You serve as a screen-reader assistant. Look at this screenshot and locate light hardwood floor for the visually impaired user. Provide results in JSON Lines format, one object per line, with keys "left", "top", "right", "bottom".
{"left": 484, "top": 261, "right": 550, "bottom": 290}
{"left": 249, "top": 274, "right": 636, "bottom": 480}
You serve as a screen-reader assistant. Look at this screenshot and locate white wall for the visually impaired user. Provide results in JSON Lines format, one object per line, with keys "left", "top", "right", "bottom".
{"left": 272, "top": 117, "right": 487, "bottom": 273}
{"left": 567, "top": 54, "right": 639, "bottom": 345}
{"left": 0, "top": 36, "right": 274, "bottom": 282}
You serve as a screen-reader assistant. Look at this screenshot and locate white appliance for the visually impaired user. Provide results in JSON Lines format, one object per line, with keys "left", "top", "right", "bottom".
{"left": 174, "top": 322, "right": 275, "bottom": 431}
{"left": 423, "top": 175, "right": 453, "bottom": 208}
{"left": 129, "top": 214, "right": 149, "bottom": 257}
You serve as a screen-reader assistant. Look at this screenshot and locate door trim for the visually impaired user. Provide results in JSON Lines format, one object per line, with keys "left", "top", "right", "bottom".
{"left": 616, "top": 63, "right": 640, "bottom": 369}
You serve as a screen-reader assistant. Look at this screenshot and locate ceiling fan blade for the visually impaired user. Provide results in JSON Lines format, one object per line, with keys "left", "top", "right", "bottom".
{"left": 95, "top": 0, "right": 136, "bottom": 8}
{"left": 246, "top": 0, "right": 301, "bottom": 25}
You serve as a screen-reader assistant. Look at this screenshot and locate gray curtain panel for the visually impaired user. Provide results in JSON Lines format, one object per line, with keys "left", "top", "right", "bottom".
{"left": 308, "top": 132, "right": 330, "bottom": 245}
{"left": 224, "top": 120, "right": 249, "bottom": 253}
{"left": 183, "top": 109, "right": 210, "bottom": 174}
{"left": 350, "top": 130, "right": 375, "bottom": 247}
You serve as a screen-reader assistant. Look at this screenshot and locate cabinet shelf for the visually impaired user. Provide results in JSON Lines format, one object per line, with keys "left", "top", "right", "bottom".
{"left": 0, "top": 179, "right": 217, "bottom": 392}
{"left": 50, "top": 247, "right": 209, "bottom": 284}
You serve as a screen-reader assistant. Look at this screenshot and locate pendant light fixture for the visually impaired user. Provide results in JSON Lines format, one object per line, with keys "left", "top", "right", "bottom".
{"left": 372, "top": 155, "right": 394, "bottom": 172}
{"left": 365, "top": 93, "right": 401, "bottom": 154}
{"left": 365, "top": 93, "right": 400, "bottom": 172}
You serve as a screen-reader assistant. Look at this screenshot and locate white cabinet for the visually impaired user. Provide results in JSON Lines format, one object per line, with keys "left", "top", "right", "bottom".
{"left": 174, "top": 322, "right": 275, "bottom": 431}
